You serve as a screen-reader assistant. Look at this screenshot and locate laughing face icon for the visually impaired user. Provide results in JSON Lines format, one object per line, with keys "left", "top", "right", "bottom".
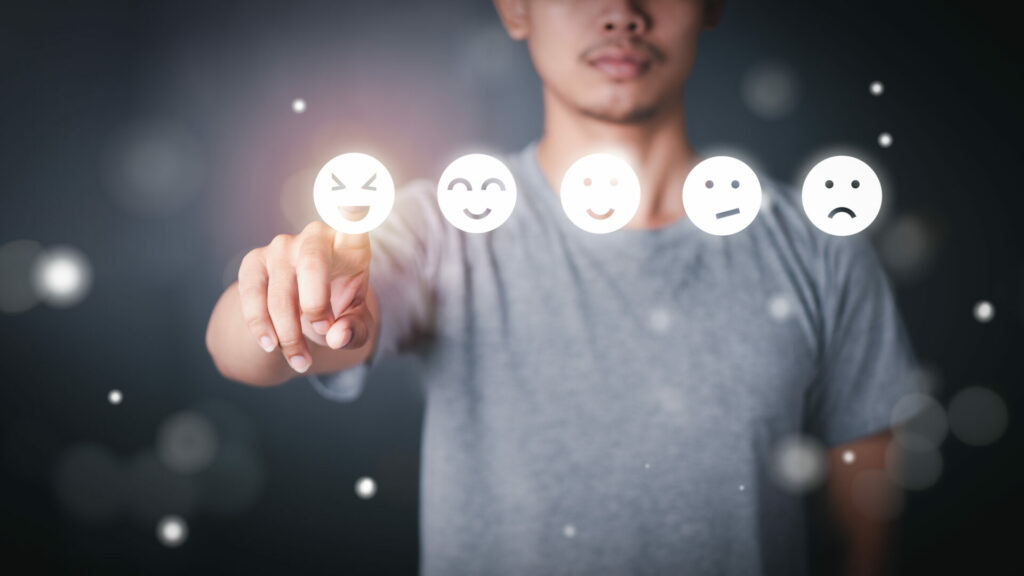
{"left": 801, "top": 155, "right": 882, "bottom": 236}
{"left": 313, "top": 152, "right": 395, "bottom": 234}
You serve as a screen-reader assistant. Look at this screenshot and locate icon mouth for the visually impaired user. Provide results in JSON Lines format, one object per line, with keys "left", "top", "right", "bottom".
{"left": 586, "top": 207, "right": 615, "bottom": 220}
{"left": 827, "top": 206, "right": 857, "bottom": 219}
{"left": 715, "top": 207, "right": 741, "bottom": 219}
{"left": 338, "top": 205, "right": 371, "bottom": 221}
{"left": 463, "top": 207, "right": 492, "bottom": 220}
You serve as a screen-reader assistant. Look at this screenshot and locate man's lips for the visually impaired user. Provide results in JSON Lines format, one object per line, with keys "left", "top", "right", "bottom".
{"left": 586, "top": 47, "right": 653, "bottom": 80}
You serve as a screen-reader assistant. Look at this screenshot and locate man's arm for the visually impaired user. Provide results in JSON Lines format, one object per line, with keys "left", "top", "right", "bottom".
{"left": 826, "top": 430, "right": 899, "bottom": 576}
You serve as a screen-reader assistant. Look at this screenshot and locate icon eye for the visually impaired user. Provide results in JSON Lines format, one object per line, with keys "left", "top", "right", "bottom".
{"left": 331, "top": 174, "right": 346, "bottom": 191}
{"left": 362, "top": 173, "right": 377, "bottom": 191}
{"left": 583, "top": 177, "right": 592, "bottom": 186}
{"left": 851, "top": 179, "right": 860, "bottom": 189}
{"left": 731, "top": 180, "right": 740, "bottom": 189}
{"left": 481, "top": 177, "right": 506, "bottom": 191}
{"left": 447, "top": 177, "right": 472, "bottom": 191}
{"left": 609, "top": 177, "right": 618, "bottom": 186}
{"left": 825, "top": 180, "right": 834, "bottom": 189}
{"left": 705, "top": 180, "right": 714, "bottom": 189}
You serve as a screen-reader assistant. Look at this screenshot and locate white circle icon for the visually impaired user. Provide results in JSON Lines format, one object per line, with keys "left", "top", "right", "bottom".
{"left": 801, "top": 155, "right": 882, "bottom": 236}
{"left": 436, "top": 154, "right": 517, "bottom": 233}
{"left": 559, "top": 153, "right": 641, "bottom": 234}
{"left": 682, "top": 156, "right": 762, "bottom": 236}
{"left": 313, "top": 153, "right": 395, "bottom": 234}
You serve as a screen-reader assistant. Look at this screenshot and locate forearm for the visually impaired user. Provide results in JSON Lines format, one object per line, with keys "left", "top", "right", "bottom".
{"left": 827, "top": 431, "right": 898, "bottom": 576}
{"left": 205, "top": 282, "right": 379, "bottom": 387}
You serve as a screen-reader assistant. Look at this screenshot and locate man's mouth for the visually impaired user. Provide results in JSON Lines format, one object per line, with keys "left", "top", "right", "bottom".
{"left": 463, "top": 207, "right": 492, "bottom": 220}
{"left": 583, "top": 42, "right": 660, "bottom": 81}
{"left": 338, "top": 205, "right": 371, "bottom": 221}
{"left": 586, "top": 207, "right": 615, "bottom": 220}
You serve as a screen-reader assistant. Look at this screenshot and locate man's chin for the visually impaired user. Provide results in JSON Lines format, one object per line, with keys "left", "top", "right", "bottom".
{"left": 577, "top": 102, "right": 661, "bottom": 124}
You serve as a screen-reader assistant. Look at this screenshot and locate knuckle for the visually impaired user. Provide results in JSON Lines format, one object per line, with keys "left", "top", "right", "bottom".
{"left": 268, "top": 234, "right": 292, "bottom": 252}
{"left": 302, "top": 220, "right": 329, "bottom": 237}
{"left": 277, "top": 334, "right": 305, "bottom": 350}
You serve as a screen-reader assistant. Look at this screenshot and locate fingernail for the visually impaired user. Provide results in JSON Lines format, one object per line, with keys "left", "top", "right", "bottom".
{"left": 259, "top": 335, "right": 275, "bottom": 352}
{"left": 312, "top": 320, "right": 330, "bottom": 335}
{"left": 289, "top": 355, "right": 310, "bottom": 373}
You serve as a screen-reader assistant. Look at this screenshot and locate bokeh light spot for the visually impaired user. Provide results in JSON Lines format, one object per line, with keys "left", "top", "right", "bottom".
{"left": 355, "top": 476, "right": 377, "bottom": 499}
{"left": 32, "top": 246, "right": 92, "bottom": 308}
{"left": 948, "top": 387, "right": 1008, "bottom": 446}
{"left": 156, "top": 515, "right": 188, "bottom": 547}
{"left": 973, "top": 300, "right": 995, "bottom": 323}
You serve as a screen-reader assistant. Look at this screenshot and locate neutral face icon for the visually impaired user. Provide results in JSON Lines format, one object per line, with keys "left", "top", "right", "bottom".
{"left": 437, "top": 154, "right": 517, "bottom": 233}
{"left": 559, "top": 153, "right": 641, "bottom": 234}
{"left": 801, "top": 155, "right": 882, "bottom": 236}
{"left": 313, "top": 152, "right": 395, "bottom": 234}
{"left": 682, "top": 156, "right": 763, "bottom": 236}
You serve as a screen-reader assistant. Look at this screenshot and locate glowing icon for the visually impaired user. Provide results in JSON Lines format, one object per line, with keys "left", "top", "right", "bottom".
{"left": 559, "top": 153, "right": 641, "bottom": 234}
{"left": 682, "top": 156, "right": 762, "bottom": 236}
{"left": 437, "top": 154, "right": 517, "bottom": 233}
{"left": 801, "top": 155, "right": 882, "bottom": 236}
{"left": 313, "top": 153, "right": 395, "bottom": 234}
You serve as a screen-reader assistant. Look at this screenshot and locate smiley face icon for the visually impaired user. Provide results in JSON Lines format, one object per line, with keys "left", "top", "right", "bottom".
{"left": 682, "top": 156, "right": 763, "bottom": 236}
{"left": 560, "top": 153, "right": 641, "bottom": 234}
{"left": 801, "top": 155, "right": 882, "bottom": 236}
{"left": 437, "top": 154, "right": 517, "bottom": 233}
{"left": 313, "top": 152, "right": 395, "bottom": 234}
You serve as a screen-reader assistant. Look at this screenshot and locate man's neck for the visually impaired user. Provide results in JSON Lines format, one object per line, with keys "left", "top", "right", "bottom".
{"left": 535, "top": 92, "right": 699, "bottom": 230}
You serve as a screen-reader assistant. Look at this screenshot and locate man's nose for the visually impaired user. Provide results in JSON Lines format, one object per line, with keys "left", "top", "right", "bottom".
{"left": 600, "top": 1, "right": 649, "bottom": 34}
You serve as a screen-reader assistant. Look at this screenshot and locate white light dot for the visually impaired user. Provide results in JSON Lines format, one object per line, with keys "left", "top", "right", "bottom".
{"left": 768, "top": 294, "right": 793, "bottom": 321}
{"left": 878, "top": 132, "right": 893, "bottom": 148}
{"left": 108, "top": 390, "right": 123, "bottom": 405}
{"left": 291, "top": 98, "right": 306, "bottom": 113}
{"left": 355, "top": 476, "right": 377, "bottom": 499}
{"left": 156, "top": 515, "right": 188, "bottom": 547}
{"left": 644, "top": 462, "right": 651, "bottom": 470}
{"left": 842, "top": 450, "right": 856, "bottom": 464}
{"left": 648, "top": 307, "right": 673, "bottom": 333}
{"left": 973, "top": 300, "right": 995, "bottom": 323}
{"left": 32, "top": 246, "right": 92, "bottom": 308}
{"left": 562, "top": 524, "right": 577, "bottom": 538}
{"left": 738, "top": 484, "right": 745, "bottom": 491}
{"left": 771, "top": 435, "right": 826, "bottom": 493}
{"left": 948, "top": 387, "right": 1008, "bottom": 446}
{"left": 870, "top": 81, "right": 885, "bottom": 96}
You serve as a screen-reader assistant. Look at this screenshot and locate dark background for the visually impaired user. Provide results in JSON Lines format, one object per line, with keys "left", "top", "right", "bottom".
{"left": 1, "top": 0, "right": 1022, "bottom": 573}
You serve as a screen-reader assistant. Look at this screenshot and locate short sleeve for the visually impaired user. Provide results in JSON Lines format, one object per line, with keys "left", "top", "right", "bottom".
{"left": 307, "top": 179, "right": 447, "bottom": 402}
{"left": 804, "top": 234, "right": 918, "bottom": 446}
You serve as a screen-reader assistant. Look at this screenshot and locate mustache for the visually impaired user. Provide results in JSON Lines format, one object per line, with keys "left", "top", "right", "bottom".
{"left": 579, "top": 36, "right": 667, "bottom": 63}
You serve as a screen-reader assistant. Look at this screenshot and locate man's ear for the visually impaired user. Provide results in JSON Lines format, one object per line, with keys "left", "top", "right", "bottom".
{"left": 704, "top": 0, "right": 726, "bottom": 30}
{"left": 493, "top": 0, "right": 529, "bottom": 41}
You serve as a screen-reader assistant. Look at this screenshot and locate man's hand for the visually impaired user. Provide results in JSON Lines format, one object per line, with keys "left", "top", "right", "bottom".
{"left": 237, "top": 221, "right": 374, "bottom": 373}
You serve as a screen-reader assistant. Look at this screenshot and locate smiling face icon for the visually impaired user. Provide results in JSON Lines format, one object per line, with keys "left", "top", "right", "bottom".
{"left": 437, "top": 154, "right": 517, "bottom": 233}
{"left": 313, "top": 152, "right": 395, "bottom": 234}
{"left": 801, "top": 155, "right": 882, "bottom": 236}
{"left": 560, "top": 153, "right": 641, "bottom": 234}
{"left": 682, "top": 156, "right": 763, "bottom": 236}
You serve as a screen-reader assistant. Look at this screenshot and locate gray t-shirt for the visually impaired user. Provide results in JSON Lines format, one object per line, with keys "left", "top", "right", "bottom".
{"left": 309, "top": 142, "right": 916, "bottom": 575}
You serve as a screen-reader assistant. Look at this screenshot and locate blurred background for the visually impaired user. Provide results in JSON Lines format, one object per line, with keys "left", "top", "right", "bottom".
{"left": 1, "top": 0, "right": 1022, "bottom": 573}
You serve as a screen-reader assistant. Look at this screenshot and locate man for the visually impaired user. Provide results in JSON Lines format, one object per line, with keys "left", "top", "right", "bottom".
{"left": 206, "top": 1, "right": 915, "bottom": 574}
